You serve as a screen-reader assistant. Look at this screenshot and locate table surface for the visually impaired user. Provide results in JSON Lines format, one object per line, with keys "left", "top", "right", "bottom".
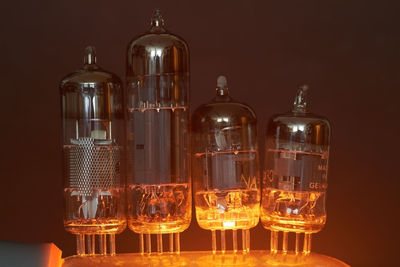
{"left": 62, "top": 251, "right": 350, "bottom": 267}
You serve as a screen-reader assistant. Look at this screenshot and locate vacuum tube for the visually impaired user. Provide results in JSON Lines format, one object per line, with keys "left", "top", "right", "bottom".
{"left": 125, "top": 9, "right": 190, "bottom": 254}
{"left": 192, "top": 76, "right": 260, "bottom": 254}
{"left": 60, "top": 46, "right": 126, "bottom": 256}
{"left": 261, "top": 85, "right": 331, "bottom": 255}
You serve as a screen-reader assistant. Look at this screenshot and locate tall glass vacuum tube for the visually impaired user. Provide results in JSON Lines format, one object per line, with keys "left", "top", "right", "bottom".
{"left": 261, "top": 85, "right": 331, "bottom": 255}
{"left": 192, "top": 76, "right": 260, "bottom": 254}
{"left": 126, "top": 10, "right": 190, "bottom": 254}
{"left": 60, "top": 46, "right": 126, "bottom": 256}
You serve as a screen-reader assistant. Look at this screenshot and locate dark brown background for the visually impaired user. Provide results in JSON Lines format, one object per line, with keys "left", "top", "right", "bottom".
{"left": 1, "top": 0, "right": 399, "bottom": 266}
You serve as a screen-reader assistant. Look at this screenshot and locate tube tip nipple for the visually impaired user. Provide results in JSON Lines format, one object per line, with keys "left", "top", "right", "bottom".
{"left": 298, "top": 84, "right": 309, "bottom": 92}
{"left": 293, "top": 84, "right": 310, "bottom": 113}
{"left": 215, "top": 75, "right": 230, "bottom": 97}
{"left": 84, "top": 46, "right": 97, "bottom": 65}
{"left": 217, "top": 75, "right": 227, "bottom": 88}
{"left": 150, "top": 9, "right": 166, "bottom": 32}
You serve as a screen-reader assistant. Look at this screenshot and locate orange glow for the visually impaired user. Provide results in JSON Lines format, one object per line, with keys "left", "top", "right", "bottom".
{"left": 128, "top": 218, "right": 190, "bottom": 234}
{"left": 62, "top": 251, "right": 349, "bottom": 267}
{"left": 43, "top": 243, "right": 62, "bottom": 267}
{"left": 127, "top": 183, "right": 191, "bottom": 234}
{"left": 261, "top": 189, "right": 326, "bottom": 233}
{"left": 64, "top": 219, "right": 126, "bottom": 235}
{"left": 195, "top": 189, "right": 259, "bottom": 230}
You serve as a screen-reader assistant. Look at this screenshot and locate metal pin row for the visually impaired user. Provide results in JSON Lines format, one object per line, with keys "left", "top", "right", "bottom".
{"left": 139, "top": 233, "right": 181, "bottom": 255}
{"left": 76, "top": 233, "right": 116, "bottom": 256}
{"left": 270, "top": 231, "right": 312, "bottom": 255}
{"left": 211, "top": 229, "right": 251, "bottom": 254}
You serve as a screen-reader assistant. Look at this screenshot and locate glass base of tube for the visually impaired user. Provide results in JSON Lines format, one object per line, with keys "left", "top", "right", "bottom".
{"left": 75, "top": 233, "right": 116, "bottom": 256}
{"left": 139, "top": 233, "right": 181, "bottom": 255}
{"left": 269, "top": 231, "right": 313, "bottom": 255}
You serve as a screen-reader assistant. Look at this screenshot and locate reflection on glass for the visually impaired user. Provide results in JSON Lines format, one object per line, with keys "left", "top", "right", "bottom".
{"left": 62, "top": 251, "right": 350, "bottom": 267}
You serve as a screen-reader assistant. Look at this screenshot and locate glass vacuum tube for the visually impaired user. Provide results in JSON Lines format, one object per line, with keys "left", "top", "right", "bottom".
{"left": 192, "top": 76, "right": 260, "bottom": 254}
{"left": 60, "top": 46, "right": 126, "bottom": 256}
{"left": 126, "top": 9, "right": 190, "bottom": 254}
{"left": 261, "top": 85, "right": 331, "bottom": 255}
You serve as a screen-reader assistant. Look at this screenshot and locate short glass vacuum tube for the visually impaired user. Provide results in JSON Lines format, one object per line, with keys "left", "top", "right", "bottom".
{"left": 126, "top": 10, "right": 190, "bottom": 254}
{"left": 192, "top": 76, "right": 260, "bottom": 254}
{"left": 261, "top": 85, "right": 331, "bottom": 255}
{"left": 60, "top": 46, "right": 126, "bottom": 256}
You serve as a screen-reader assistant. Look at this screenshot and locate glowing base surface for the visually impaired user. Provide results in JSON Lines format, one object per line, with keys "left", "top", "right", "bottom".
{"left": 62, "top": 251, "right": 349, "bottom": 267}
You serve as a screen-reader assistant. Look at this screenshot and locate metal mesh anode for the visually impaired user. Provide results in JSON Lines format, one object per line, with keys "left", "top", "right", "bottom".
{"left": 69, "top": 138, "right": 120, "bottom": 196}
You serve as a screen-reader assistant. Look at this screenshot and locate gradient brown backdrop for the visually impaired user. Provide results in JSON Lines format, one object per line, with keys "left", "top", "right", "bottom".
{"left": 1, "top": 0, "right": 399, "bottom": 266}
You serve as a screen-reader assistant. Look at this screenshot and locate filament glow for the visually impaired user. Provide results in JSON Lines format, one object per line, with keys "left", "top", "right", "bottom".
{"left": 223, "top": 221, "right": 235, "bottom": 228}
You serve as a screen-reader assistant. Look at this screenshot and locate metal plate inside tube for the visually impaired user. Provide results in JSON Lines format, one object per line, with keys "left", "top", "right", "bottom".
{"left": 69, "top": 138, "right": 120, "bottom": 196}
